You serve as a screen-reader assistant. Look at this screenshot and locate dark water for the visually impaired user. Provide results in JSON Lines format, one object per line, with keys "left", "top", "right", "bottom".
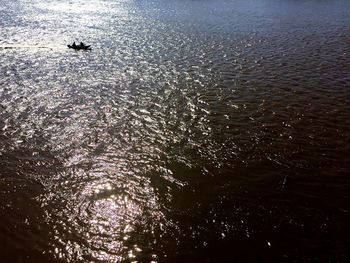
{"left": 1, "top": 0, "right": 350, "bottom": 262}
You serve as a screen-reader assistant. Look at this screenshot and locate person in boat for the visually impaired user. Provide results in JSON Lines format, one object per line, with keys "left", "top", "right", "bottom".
{"left": 68, "top": 41, "right": 90, "bottom": 50}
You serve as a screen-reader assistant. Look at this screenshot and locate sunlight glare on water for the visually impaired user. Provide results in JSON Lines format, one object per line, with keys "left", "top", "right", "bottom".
{"left": 1, "top": 0, "right": 350, "bottom": 262}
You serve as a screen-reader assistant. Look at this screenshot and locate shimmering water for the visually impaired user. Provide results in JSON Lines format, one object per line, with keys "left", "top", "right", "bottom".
{"left": 1, "top": 0, "right": 350, "bottom": 262}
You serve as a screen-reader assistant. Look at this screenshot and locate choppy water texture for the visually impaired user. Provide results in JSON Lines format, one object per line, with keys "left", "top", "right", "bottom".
{"left": 1, "top": 0, "right": 350, "bottom": 262}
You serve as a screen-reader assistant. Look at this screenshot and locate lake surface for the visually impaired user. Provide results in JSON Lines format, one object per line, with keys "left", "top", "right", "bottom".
{"left": 1, "top": 0, "right": 350, "bottom": 262}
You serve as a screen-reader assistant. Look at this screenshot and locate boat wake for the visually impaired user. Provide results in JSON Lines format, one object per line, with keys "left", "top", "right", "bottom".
{"left": 0, "top": 44, "right": 66, "bottom": 50}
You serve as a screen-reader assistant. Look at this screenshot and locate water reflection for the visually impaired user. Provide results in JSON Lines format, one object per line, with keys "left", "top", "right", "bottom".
{"left": 1, "top": 0, "right": 350, "bottom": 261}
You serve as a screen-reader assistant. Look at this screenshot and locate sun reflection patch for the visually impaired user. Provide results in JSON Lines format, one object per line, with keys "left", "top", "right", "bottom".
{"left": 36, "top": 1, "right": 110, "bottom": 14}
{"left": 43, "top": 160, "right": 166, "bottom": 262}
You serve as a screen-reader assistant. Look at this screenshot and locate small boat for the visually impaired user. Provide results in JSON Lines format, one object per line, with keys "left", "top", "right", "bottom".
{"left": 68, "top": 42, "right": 91, "bottom": 50}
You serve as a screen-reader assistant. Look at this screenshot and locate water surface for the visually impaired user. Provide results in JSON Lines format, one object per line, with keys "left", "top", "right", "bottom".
{"left": 1, "top": 0, "right": 350, "bottom": 262}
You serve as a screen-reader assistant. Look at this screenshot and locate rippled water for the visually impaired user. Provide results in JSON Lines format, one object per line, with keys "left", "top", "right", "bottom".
{"left": 1, "top": 0, "right": 350, "bottom": 262}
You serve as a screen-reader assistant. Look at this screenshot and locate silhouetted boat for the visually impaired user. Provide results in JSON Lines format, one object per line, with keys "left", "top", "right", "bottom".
{"left": 68, "top": 42, "right": 91, "bottom": 50}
